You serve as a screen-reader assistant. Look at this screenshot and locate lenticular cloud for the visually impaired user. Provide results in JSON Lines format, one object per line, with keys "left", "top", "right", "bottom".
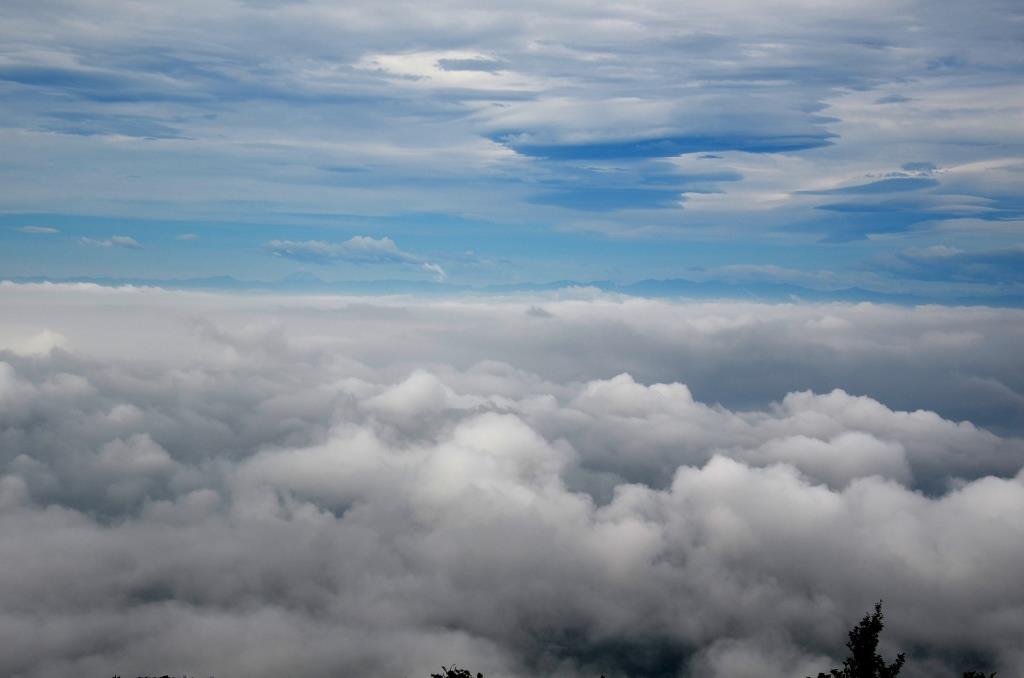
{"left": 0, "top": 284, "right": 1023, "bottom": 678}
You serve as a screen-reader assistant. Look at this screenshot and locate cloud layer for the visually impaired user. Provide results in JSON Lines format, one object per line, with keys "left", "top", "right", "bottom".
{"left": 1, "top": 0, "right": 1022, "bottom": 292}
{"left": 0, "top": 285, "right": 1022, "bottom": 678}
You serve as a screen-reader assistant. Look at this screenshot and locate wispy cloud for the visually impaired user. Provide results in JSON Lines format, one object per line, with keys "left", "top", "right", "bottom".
{"left": 422, "top": 261, "right": 447, "bottom": 282}
{"left": 266, "top": 235, "right": 446, "bottom": 281}
{"left": 15, "top": 226, "right": 59, "bottom": 234}
{"left": 79, "top": 235, "right": 142, "bottom": 249}
{"left": 266, "top": 236, "right": 420, "bottom": 264}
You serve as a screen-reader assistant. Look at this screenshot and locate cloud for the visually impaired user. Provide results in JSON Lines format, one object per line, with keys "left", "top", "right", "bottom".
{"left": 901, "top": 162, "right": 936, "bottom": 173}
{"left": 881, "top": 245, "right": 1024, "bottom": 284}
{"left": 437, "top": 57, "right": 509, "bottom": 73}
{"left": 422, "top": 261, "right": 447, "bottom": 282}
{"left": 0, "top": 285, "right": 1022, "bottom": 678}
{"left": 0, "top": 329, "right": 67, "bottom": 356}
{"left": 176, "top": 233, "right": 200, "bottom": 241}
{"left": 875, "top": 94, "right": 912, "bottom": 104}
{"left": 39, "top": 111, "right": 185, "bottom": 139}
{"left": 808, "top": 177, "right": 940, "bottom": 195}
{"left": 79, "top": 235, "right": 142, "bottom": 249}
{"left": 266, "top": 236, "right": 420, "bottom": 264}
{"left": 356, "top": 50, "right": 545, "bottom": 92}
{"left": 15, "top": 226, "right": 59, "bottom": 234}
{"left": 482, "top": 96, "right": 836, "bottom": 160}
{"left": 0, "top": 0, "right": 1021, "bottom": 255}
{"left": 266, "top": 236, "right": 447, "bottom": 281}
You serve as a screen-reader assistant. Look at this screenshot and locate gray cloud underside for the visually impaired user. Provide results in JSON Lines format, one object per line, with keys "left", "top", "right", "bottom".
{"left": 1, "top": 284, "right": 1023, "bottom": 678}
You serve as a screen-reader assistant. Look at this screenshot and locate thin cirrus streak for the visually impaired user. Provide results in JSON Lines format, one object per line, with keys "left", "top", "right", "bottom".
{"left": 0, "top": 283, "right": 1022, "bottom": 678}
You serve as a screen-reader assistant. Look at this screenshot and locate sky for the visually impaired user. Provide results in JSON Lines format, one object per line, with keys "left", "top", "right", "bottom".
{"left": 2, "top": 3, "right": 1024, "bottom": 678}
{"left": 1, "top": 0, "right": 1023, "bottom": 297}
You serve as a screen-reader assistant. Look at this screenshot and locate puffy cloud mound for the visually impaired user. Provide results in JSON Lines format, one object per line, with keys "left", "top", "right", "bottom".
{"left": 0, "top": 284, "right": 1023, "bottom": 678}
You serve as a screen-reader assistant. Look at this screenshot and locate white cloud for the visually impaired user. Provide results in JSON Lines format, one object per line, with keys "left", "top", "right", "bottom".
{"left": 79, "top": 235, "right": 142, "bottom": 249}
{"left": 0, "top": 285, "right": 1022, "bottom": 677}
{"left": 422, "top": 261, "right": 447, "bottom": 282}
{"left": 355, "top": 49, "right": 550, "bottom": 92}
{"left": 266, "top": 236, "right": 447, "bottom": 281}
{"left": 15, "top": 226, "right": 59, "bottom": 234}
{"left": 266, "top": 236, "right": 419, "bottom": 264}
{"left": 0, "top": 329, "right": 68, "bottom": 356}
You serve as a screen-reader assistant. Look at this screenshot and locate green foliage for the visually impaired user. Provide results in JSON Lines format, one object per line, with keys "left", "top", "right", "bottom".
{"left": 809, "top": 602, "right": 906, "bottom": 678}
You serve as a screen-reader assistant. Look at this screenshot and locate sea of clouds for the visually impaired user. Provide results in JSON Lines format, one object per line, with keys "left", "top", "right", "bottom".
{"left": 1, "top": 282, "right": 1023, "bottom": 678}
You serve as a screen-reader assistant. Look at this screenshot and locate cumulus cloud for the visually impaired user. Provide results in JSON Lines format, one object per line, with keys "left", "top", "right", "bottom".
{"left": 79, "top": 235, "right": 142, "bottom": 249}
{"left": 0, "top": 284, "right": 1022, "bottom": 678}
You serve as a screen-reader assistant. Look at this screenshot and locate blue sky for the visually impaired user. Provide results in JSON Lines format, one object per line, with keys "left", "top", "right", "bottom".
{"left": 1, "top": 0, "right": 1023, "bottom": 297}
